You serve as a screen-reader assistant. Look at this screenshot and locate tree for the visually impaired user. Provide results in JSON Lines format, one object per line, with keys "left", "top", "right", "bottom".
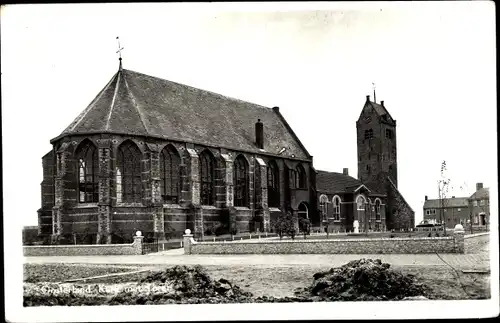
{"left": 438, "top": 160, "right": 451, "bottom": 236}
{"left": 272, "top": 211, "right": 297, "bottom": 240}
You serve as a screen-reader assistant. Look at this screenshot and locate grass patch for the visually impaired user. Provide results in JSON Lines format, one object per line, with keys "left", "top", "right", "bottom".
{"left": 23, "top": 263, "right": 149, "bottom": 283}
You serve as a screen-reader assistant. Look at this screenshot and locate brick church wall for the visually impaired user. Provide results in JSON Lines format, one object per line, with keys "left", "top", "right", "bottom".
{"left": 164, "top": 206, "right": 192, "bottom": 239}
{"left": 40, "top": 150, "right": 55, "bottom": 235}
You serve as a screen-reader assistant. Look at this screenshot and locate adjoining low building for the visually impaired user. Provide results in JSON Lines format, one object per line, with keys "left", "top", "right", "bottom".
{"left": 315, "top": 168, "right": 387, "bottom": 233}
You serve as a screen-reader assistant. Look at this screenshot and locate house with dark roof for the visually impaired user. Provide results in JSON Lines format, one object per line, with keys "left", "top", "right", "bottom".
{"left": 422, "top": 182, "right": 490, "bottom": 229}
{"left": 38, "top": 61, "right": 318, "bottom": 244}
{"left": 469, "top": 182, "right": 490, "bottom": 227}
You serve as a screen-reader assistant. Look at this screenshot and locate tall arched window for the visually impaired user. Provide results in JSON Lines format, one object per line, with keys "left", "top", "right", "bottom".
{"left": 356, "top": 195, "right": 366, "bottom": 210}
{"left": 199, "top": 150, "right": 215, "bottom": 206}
{"left": 116, "top": 141, "right": 142, "bottom": 203}
{"left": 296, "top": 164, "right": 307, "bottom": 189}
{"left": 319, "top": 195, "right": 329, "bottom": 221}
{"left": 332, "top": 195, "right": 341, "bottom": 221}
{"left": 160, "top": 145, "right": 180, "bottom": 204}
{"left": 75, "top": 139, "right": 99, "bottom": 203}
{"left": 375, "top": 198, "right": 382, "bottom": 220}
{"left": 233, "top": 155, "right": 249, "bottom": 207}
{"left": 267, "top": 160, "right": 280, "bottom": 207}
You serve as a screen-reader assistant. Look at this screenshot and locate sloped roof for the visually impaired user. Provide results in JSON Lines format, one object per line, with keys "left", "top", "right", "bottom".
{"left": 52, "top": 68, "right": 310, "bottom": 159}
{"left": 470, "top": 187, "right": 489, "bottom": 200}
{"left": 369, "top": 101, "right": 392, "bottom": 118}
{"left": 316, "top": 170, "right": 382, "bottom": 195}
{"left": 423, "top": 197, "right": 469, "bottom": 209}
{"left": 387, "top": 177, "right": 414, "bottom": 213}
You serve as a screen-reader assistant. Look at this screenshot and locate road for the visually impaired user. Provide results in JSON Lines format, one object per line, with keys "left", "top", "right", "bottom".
{"left": 24, "top": 234, "right": 490, "bottom": 270}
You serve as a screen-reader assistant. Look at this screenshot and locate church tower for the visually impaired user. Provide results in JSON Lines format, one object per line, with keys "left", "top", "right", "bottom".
{"left": 356, "top": 95, "right": 398, "bottom": 193}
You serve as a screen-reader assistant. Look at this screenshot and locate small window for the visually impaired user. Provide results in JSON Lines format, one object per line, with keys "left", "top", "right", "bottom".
{"left": 364, "top": 129, "right": 374, "bottom": 140}
{"left": 366, "top": 165, "right": 371, "bottom": 172}
{"left": 385, "top": 129, "right": 393, "bottom": 139}
{"left": 473, "top": 200, "right": 478, "bottom": 207}
{"left": 458, "top": 208, "right": 461, "bottom": 212}
{"left": 479, "top": 200, "right": 485, "bottom": 206}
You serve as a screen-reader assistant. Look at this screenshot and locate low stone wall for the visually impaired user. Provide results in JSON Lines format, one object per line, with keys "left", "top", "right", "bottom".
{"left": 23, "top": 236, "right": 143, "bottom": 256}
{"left": 465, "top": 232, "right": 490, "bottom": 239}
{"left": 183, "top": 229, "right": 465, "bottom": 255}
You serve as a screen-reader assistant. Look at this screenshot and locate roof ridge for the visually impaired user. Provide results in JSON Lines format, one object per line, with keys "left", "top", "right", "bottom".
{"left": 122, "top": 69, "right": 273, "bottom": 112}
{"left": 122, "top": 72, "right": 150, "bottom": 134}
{"left": 105, "top": 71, "right": 122, "bottom": 131}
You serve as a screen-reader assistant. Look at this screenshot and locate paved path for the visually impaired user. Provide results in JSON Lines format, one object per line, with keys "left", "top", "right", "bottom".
{"left": 24, "top": 250, "right": 489, "bottom": 270}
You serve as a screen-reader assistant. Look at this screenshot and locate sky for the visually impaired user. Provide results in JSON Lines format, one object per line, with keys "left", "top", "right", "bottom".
{"left": 1, "top": 2, "right": 497, "bottom": 227}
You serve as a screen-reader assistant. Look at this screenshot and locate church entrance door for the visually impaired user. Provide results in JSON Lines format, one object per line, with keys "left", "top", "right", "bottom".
{"left": 298, "top": 202, "right": 309, "bottom": 233}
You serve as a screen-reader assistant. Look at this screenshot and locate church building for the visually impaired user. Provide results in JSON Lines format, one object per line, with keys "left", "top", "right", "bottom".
{"left": 37, "top": 60, "right": 414, "bottom": 244}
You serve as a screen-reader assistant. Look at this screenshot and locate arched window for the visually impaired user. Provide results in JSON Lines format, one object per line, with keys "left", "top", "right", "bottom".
{"left": 199, "top": 150, "right": 215, "bottom": 206}
{"left": 332, "top": 195, "right": 341, "bottom": 221}
{"left": 296, "top": 164, "right": 307, "bottom": 189}
{"left": 233, "top": 155, "right": 249, "bottom": 207}
{"left": 356, "top": 195, "right": 366, "bottom": 210}
{"left": 75, "top": 140, "right": 99, "bottom": 203}
{"left": 319, "top": 195, "right": 328, "bottom": 221}
{"left": 267, "top": 160, "right": 280, "bottom": 207}
{"left": 288, "top": 168, "right": 297, "bottom": 188}
{"left": 116, "top": 141, "right": 142, "bottom": 203}
{"left": 160, "top": 145, "right": 180, "bottom": 204}
{"left": 375, "top": 198, "right": 382, "bottom": 220}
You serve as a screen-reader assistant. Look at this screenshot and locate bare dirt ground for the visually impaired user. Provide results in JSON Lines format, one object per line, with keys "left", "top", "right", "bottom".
{"left": 202, "top": 264, "right": 490, "bottom": 300}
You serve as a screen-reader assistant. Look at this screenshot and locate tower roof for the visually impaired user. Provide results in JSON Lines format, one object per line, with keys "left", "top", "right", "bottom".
{"left": 52, "top": 68, "right": 311, "bottom": 159}
{"left": 369, "top": 100, "right": 392, "bottom": 118}
{"left": 357, "top": 96, "right": 395, "bottom": 123}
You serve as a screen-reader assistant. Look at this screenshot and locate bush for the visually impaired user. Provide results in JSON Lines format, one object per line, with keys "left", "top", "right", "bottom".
{"left": 229, "top": 223, "right": 239, "bottom": 236}
{"left": 272, "top": 211, "right": 296, "bottom": 240}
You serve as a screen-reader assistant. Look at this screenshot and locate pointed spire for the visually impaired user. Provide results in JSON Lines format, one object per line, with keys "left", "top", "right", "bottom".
{"left": 116, "top": 36, "right": 124, "bottom": 71}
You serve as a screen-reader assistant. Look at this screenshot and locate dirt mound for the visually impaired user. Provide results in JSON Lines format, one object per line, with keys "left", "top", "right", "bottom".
{"left": 132, "top": 265, "right": 253, "bottom": 303}
{"left": 294, "top": 258, "right": 430, "bottom": 301}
